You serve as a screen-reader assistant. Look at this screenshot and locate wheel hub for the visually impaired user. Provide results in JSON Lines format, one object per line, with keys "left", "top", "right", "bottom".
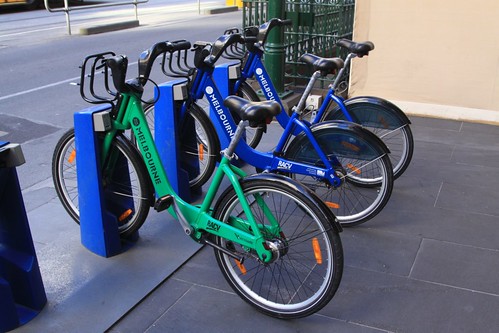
{"left": 265, "top": 238, "right": 288, "bottom": 263}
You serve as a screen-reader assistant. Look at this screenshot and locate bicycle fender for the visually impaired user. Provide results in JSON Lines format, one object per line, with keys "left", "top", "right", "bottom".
{"left": 287, "top": 121, "right": 390, "bottom": 163}
{"left": 333, "top": 96, "right": 411, "bottom": 128}
{"left": 241, "top": 173, "right": 342, "bottom": 233}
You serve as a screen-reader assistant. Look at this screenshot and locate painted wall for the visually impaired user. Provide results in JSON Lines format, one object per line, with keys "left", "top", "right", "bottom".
{"left": 350, "top": 0, "right": 499, "bottom": 123}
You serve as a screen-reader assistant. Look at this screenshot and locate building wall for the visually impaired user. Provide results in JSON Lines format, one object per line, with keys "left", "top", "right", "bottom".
{"left": 350, "top": 0, "right": 499, "bottom": 123}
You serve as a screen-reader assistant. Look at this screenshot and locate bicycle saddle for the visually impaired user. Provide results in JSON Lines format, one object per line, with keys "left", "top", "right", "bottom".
{"left": 299, "top": 54, "right": 344, "bottom": 74}
{"left": 224, "top": 96, "right": 281, "bottom": 127}
{"left": 337, "top": 39, "right": 375, "bottom": 57}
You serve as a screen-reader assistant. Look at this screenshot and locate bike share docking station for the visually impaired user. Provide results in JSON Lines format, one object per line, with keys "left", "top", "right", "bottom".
{"left": 212, "top": 61, "right": 246, "bottom": 167}
{"left": 0, "top": 142, "right": 47, "bottom": 332}
{"left": 153, "top": 78, "right": 200, "bottom": 201}
{"left": 73, "top": 78, "right": 195, "bottom": 258}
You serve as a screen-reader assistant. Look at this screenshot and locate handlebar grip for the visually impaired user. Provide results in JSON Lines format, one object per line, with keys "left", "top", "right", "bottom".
{"left": 106, "top": 55, "right": 129, "bottom": 93}
{"left": 243, "top": 26, "right": 259, "bottom": 37}
{"left": 204, "top": 33, "right": 245, "bottom": 66}
{"left": 258, "top": 18, "right": 291, "bottom": 45}
{"left": 138, "top": 41, "right": 170, "bottom": 84}
{"left": 170, "top": 39, "right": 192, "bottom": 52}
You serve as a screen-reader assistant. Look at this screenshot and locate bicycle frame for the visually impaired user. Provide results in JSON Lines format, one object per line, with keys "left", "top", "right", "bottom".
{"left": 235, "top": 49, "right": 352, "bottom": 126}
{"left": 186, "top": 64, "right": 344, "bottom": 187}
{"left": 99, "top": 90, "right": 277, "bottom": 263}
{"left": 235, "top": 43, "right": 411, "bottom": 133}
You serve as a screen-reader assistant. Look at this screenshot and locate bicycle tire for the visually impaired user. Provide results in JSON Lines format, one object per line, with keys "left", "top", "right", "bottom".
{"left": 52, "top": 128, "right": 79, "bottom": 223}
{"left": 212, "top": 176, "right": 343, "bottom": 319}
{"left": 52, "top": 130, "right": 152, "bottom": 237}
{"left": 320, "top": 98, "right": 414, "bottom": 179}
{"left": 284, "top": 123, "right": 393, "bottom": 226}
{"left": 139, "top": 102, "right": 220, "bottom": 190}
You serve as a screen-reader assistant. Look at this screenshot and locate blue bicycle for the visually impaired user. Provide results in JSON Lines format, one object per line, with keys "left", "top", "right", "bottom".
{"left": 146, "top": 34, "right": 394, "bottom": 227}
{"left": 220, "top": 19, "right": 413, "bottom": 180}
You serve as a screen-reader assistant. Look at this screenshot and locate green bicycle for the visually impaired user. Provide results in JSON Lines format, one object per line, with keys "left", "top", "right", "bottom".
{"left": 56, "top": 41, "right": 344, "bottom": 318}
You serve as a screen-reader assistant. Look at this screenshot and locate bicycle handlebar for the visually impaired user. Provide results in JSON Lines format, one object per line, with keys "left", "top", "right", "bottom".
{"left": 106, "top": 55, "right": 129, "bottom": 94}
{"left": 254, "top": 18, "right": 292, "bottom": 45}
{"left": 203, "top": 33, "right": 257, "bottom": 67}
{"left": 138, "top": 41, "right": 170, "bottom": 85}
{"left": 137, "top": 39, "right": 194, "bottom": 84}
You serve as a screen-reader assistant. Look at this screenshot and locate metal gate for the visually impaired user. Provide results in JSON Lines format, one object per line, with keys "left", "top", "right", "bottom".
{"left": 243, "top": 0, "right": 355, "bottom": 88}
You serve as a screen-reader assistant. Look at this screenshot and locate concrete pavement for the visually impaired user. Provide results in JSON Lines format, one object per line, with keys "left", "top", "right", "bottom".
{"left": 8, "top": 114, "right": 499, "bottom": 333}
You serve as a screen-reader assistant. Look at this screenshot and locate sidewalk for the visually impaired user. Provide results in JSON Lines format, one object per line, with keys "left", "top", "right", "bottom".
{"left": 107, "top": 115, "right": 499, "bottom": 333}
{"left": 12, "top": 114, "right": 499, "bottom": 333}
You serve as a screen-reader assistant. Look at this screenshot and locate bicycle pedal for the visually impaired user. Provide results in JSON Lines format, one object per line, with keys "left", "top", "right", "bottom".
{"left": 154, "top": 195, "right": 173, "bottom": 212}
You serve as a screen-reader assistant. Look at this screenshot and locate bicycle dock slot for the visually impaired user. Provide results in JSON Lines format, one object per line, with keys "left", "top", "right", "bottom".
{"left": 70, "top": 74, "right": 203, "bottom": 257}
{"left": 154, "top": 79, "right": 200, "bottom": 202}
{"left": 74, "top": 106, "right": 129, "bottom": 257}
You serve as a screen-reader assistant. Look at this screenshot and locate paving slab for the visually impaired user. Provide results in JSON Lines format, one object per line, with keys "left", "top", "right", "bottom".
{"left": 322, "top": 267, "right": 499, "bottom": 333}
{"left": 411, "top": 238, "right": 499, "bottom": 294}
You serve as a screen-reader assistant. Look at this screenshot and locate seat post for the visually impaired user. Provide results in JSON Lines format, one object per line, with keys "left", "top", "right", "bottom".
{"left": 293, "top": 71, "right": 322, "bottom": 114}
{"left": 222, "top": 120, "right": 249, "bottom": 160}
{"left": 331, "top": 53, "right": 356, "bottom": 90}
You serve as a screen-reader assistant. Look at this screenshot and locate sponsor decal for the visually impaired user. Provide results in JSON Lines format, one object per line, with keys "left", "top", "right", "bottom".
{"left": 205, "top": 86, "right": 235, "bottom": 138}
{"left": 277, "top": 160, "right": 293, "bottom": 170}
{"left": 256, "top": 68, "right": 276, "bottom": 101}
{"left": 133, "top": 117, "right": 161, "bottom": 185}
{"left": 207, "top": 220, "right": 221, "bottom": 232}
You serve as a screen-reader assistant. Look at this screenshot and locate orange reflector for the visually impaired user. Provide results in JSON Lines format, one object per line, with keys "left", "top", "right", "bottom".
{"left": 325, "top": 201, "right": 340, "bottom": 209}
{"left": 346, "top": 163, "right": 361, "bottom": 175}
{"left": 340, "top": 141, "right": 361, "bottom": 152}
{"left": 312, "top": 237, "right": 323, "bottom": 265}
{"left": 118, "top": 209, "right": 133, "bottom": 222}
{"left": 198, "top": 143, "right": 204, "bottom": 161}
{"left": 235, "top": 259, "right": 247, "bottom": 275}
{"left": 378, "top": 116, "right": 389, "bottom": 129}
{"left": 68, "top": 149, "right": 76, "bottom": 164}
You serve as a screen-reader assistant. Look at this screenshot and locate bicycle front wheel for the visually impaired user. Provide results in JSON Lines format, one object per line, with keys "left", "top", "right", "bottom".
{"left": 52, "top": 131, "right": 152, "bottom": 238}
{"left": 52, "top": 128, "right": 79, "bottom": 223}
{"left": 141, "top": 102, "right": 220, "bottom": 190}
{"left": 284, "top": 123, "right": 393, "bottom": 226}
{"left": 212, "top": 177, "right": 343, "bottom": 319}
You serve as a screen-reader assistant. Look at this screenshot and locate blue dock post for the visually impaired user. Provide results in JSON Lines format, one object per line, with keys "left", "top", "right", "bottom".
{"left": 154, "top": 79, "right": 200, "bottom": 202}
{"left": 0, "top": 142, "right": 47, "bottom": 331}
{"left": 74, "top": 105, "right": 135, "bottom": 257}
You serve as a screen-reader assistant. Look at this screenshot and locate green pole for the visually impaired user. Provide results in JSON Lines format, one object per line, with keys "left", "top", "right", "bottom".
{"left": 265, "top": 0, "right": 286, "bottom": 94}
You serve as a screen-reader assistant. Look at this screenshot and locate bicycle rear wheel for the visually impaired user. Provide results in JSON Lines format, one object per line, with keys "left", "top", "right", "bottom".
{"left": 52, "top": 131, "right": 152, "bottom": 237}
{"left": 212, "top": 177, "right": 343, "bottom": 319}
{"left": 320, "top": 98, "right": 414, "bottom": 179}
{"left": 284, "top": 123, "right": 393, "bottom": 226}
